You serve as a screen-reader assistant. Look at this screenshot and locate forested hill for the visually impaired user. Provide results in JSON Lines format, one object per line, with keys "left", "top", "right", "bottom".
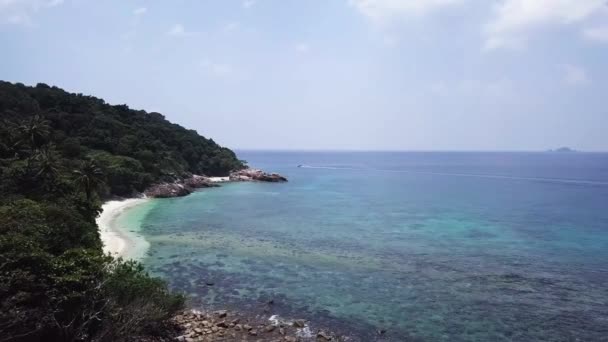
{"left": 0, "top": 81, "right": 244, "bottom": 196}
{"left": 0, "top": 81, "right": 248, "bottom": 341}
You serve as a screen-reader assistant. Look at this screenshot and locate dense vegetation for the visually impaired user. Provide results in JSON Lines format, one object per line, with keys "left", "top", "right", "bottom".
{"left": 0, "top": 81, "right": 244, "bottom": 341}
{"left": 0, "top": 81, "right": 244, "bottom": 196}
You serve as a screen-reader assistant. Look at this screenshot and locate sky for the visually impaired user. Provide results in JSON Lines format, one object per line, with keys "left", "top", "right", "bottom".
{"left": 1, "top": 0, "right": 607, "bottom": 151}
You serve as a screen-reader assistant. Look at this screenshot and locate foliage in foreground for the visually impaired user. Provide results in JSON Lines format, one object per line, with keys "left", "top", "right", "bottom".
{"left": 0, "top": 81, "right": 225, "bottom": 341}
{"left": 0, "top": 198, "right": 185, "bottom": 341}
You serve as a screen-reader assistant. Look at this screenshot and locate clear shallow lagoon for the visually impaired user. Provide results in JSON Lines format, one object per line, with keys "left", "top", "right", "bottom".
{"left": 134, "top": 152, "right": 608, "bottom": 341}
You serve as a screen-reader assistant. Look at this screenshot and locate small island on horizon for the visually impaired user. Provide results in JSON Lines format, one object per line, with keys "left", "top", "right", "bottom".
{"left": 547, "top": 147, "right": 578, "bottom": 153}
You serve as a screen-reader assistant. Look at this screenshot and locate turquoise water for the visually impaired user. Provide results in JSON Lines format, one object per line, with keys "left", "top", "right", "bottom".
{"left": 136, "top": 152, "right": 608, "bottom": 341}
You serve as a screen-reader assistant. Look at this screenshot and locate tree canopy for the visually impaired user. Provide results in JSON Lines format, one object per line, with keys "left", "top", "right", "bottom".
{"left": 0, "top": 81, "right": 244, "bottom": 196}
{"left": 0, "top": 81, "right": 252, "bottom": 341}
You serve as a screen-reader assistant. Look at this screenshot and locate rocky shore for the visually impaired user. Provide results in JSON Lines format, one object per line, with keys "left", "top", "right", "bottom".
{"left": 118, "top": 168, "right": 335, "bottom": 342}
{"left": 144, "top": 168, "right": 287, "bottom": 198}
{"left": 144, "top": 175, "right": 218, "bottom": 198}
{"left": 229, "top": 168, "right": 288, "bottom": 182}
{"left": 138, "top": 309, "right": 345, "bottom": 342}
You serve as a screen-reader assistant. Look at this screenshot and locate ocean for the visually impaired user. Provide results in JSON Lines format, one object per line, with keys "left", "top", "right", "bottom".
{"left": 127, "top": 151, "right": 608, "bottom": 341}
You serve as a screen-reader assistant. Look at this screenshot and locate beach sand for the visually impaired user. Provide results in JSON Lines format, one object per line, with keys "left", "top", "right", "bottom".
{"left": 96, "top": 198, "right": 151, "bottom": 260}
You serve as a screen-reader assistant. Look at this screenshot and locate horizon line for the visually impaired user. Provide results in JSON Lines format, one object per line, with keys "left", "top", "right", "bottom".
{"left": 233, "top": 148, "right": 607, "bottom": 153}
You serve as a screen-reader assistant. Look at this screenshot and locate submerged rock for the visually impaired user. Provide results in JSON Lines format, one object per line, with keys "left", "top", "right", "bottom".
{"left": 293, "top": 319, "right": 307, "bottom": 328}
{"left": 317, "top": 330, "right": 332, "bottom": 340}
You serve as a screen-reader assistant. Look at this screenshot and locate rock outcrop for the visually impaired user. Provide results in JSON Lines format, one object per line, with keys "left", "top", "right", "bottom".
{"left": 144, "top": 175, "right": 219, "bottom": 198}
{"left": 182, "top": 175, "right": 218, "bottom": 189}
{"left": 230, "top": 168, "right": 288, "bottom": 182}
{"left": 144, "top": 183, "right": 191, "bottom": 198}
{"left": 144, "top": 169, "right": 287, "bottom": 198}
{"left": 166, "top": 309, "right": 343, "bottom": 342}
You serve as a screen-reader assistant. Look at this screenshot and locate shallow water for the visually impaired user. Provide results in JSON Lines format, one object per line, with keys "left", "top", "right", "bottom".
{"left": 134, "top": 152, "right": 608, "bottom": 341}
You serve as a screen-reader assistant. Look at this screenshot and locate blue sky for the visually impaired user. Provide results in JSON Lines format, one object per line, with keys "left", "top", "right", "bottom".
{"left": 1, "top": 0, "right": 607, "bottom": 151}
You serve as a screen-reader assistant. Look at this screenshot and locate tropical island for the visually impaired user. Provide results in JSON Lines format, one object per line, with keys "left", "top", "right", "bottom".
{"left": 0, "top": 81, "right": 332, "bottom": 341}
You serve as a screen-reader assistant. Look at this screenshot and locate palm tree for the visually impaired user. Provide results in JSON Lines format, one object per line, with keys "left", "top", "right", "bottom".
{"left": 18, "top": 115, "right": 50, "bottom": 155}
{"left": 34, "top": 149, "right": 60, "bottom": 180}
{"left": 31, "top": 148, "right": 63, "bottom": 194}
{"left": 73, "top": 159, "right": 105, "bottom": 202}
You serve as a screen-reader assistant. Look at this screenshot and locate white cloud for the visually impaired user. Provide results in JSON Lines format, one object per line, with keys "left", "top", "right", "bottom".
{"left": 165, "top": 24, "right": 200, "bottom": 37}
{"left": 0, "top": 0, "right": 64, "bottom": 25}
{"left": 200, "top": 59, "right": 233, "bottom": 77}
{"left": 122, "top": 7, "right": 147, "bottom": 41}
{"left": 561, "top": 64, "right": 590, "bottom": 86}
{"left": 242, "top": 0, "right": 255, "bottom": 9}
{"left": 483, "top": 35, "right": 526, "bottom": 50}
{"left": 583, "top": 25, "right": 608, "bottom": 42}
{"left": 295, "top": 42, "right": 310, "bottom": 53}
{"left": 485, "top": 0, "right": 608, "bottom": 50}
{"left": 0, "top": 0, "right": 64, "bottom": 12}
{"left": 350, "top": 0, "right": 465, "bottom": 23}
{"left": 133, "top": 7, "right": 147, "bottom": 16}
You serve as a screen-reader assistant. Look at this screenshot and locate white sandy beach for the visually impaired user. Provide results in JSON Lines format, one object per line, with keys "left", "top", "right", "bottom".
{"left": 96, "top": 198, "right": 151, "bottom": 260}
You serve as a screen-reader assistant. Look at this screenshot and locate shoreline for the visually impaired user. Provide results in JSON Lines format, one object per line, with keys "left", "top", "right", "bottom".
{"left": 95, "top": 175, "right": 238, "bottom": 260}
{"left": 96, "top": 198, "right": 152, "bottom": 260}
{"left": 95, "top": 182, "right": 350, "bottom": 340}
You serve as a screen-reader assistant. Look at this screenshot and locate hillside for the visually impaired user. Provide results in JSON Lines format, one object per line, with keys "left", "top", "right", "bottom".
{"left": 0, "top": 81, "right": 244, "bottom": 196}
{"left": 0, "top": 81, "right": 246, "bottom": 341}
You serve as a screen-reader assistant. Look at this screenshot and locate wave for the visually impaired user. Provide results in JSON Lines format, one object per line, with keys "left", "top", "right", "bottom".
{"left": 298, "top": 165, "right": 608, "bottom": 186}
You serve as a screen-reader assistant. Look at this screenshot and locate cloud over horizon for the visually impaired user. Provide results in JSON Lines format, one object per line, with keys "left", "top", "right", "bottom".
{"left": 484, "top": 0, "right": 608, "bottom": 50}
{"left": 1, "top": 0, "right": 606, "bottom": 151}
{"left": 0, "top": 0, "right": 63, "bottom": 25}
{"left": 350, "top": 0, "right": 465, "bottom": 26}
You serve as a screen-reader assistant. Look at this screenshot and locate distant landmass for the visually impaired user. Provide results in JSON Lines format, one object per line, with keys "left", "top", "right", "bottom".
{"left": 548, "top": 147, "right": 577, "bottom": 153}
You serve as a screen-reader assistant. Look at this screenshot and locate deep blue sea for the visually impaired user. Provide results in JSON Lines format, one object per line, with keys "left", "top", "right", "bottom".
{"left": 137, "top": 151, "right": 608, "bottom": 341}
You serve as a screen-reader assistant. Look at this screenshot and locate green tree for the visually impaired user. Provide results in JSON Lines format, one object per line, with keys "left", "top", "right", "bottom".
{"left": 0, "top": 81, "right": 236, "bottom": 340}
{"left": 73, "top": 159, "right": 105, "bottom": 202}
{"left": 17, "top": 115, "right": 50, "bottom": 155}
{"left": 60, "top": 137, "right": 81, "bottom": 158}
{"left": 34, "top": 149, "right": 60, "bottom": 180}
